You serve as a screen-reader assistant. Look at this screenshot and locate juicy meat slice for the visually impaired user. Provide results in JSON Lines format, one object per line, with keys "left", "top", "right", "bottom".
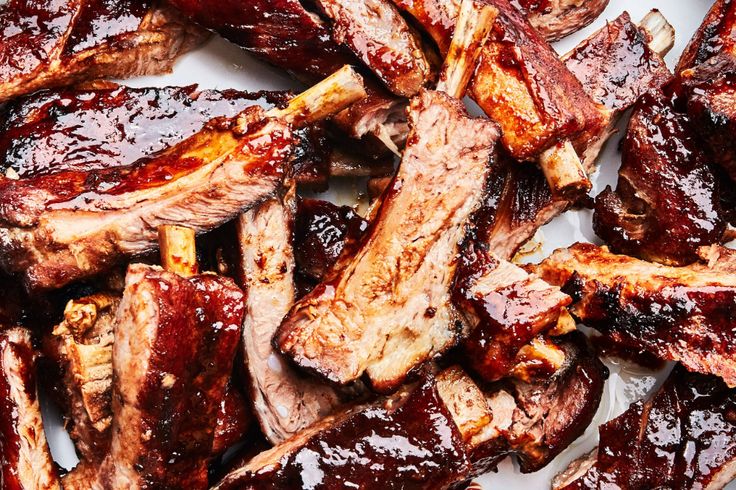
{"left": 0, "top": 84, "right": 285, "bottom": 178}
{"left": 96, "top": 264, "right": 244, "bottom": 490}
{"left": 0, "top": 106, "right": 293, "bottom": 291}
{"left": 480, "top": 11, "right": 672, "bottom": 260}
{"left": 683, "top": 54, "right": 736, "bottom": 184}
{"left": 535, "top": 242, "right": 736, "bottom": 387}
{"left": 393, "top": 0, "right": 604, "bottom": 160}
{"left": 213, "top": 371, "right": 475, "bottom": 490}
{"left": 513, "top": 0, "right": 610, "bottom": 42}
{"left": 0, "top": 327, "right": 61, "bottom": 490}
{"left": 453, "top": 244, "right": 571, "bottom": 382}
{"left": 593, "top": 88, "right": 726, "bottom": 265}
{"left": 276, "top": 90, "right": 499, "bottom": 392}
{"left": 212, "top": 383, "right": 252, "bottom": 456}
{"left": 313, "top": 0, "right": 434, "bottom": 96}
{"left": 294, "top": 198, "right": 368, "bottom": 282}
{"left": 555, "top": 366, "right": 736, "bottom": 490}
{"left": 238, "top": 191, "right": 342, "bottom": 445}
{"left": 48, "top": 294, "right": 117, "bottom": 463}
{"left": 0, "top": 0, "right": 206, "bottom": 103}
{"left": 677, "top": 0, "right": 736, "bottom": 73}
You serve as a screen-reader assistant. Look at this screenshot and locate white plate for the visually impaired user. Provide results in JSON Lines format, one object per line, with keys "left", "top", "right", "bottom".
{"left": 41, "top": 1, "right": 736, "bottom": 488}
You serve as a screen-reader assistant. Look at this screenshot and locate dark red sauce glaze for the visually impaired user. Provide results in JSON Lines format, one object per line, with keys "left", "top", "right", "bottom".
{"left": 452, "top": 244, "right": 570, "bottom": 382}
{"left": 684, "top": 53, "right": 736, "bottom": 185}
{"left": 63, "top": 0, "right": 149, "bottom": 56}
{"left": 594, "top": 88, "right": 725, "bottom": 266}
{"left": 218, "top": 375, "right": 470, "bottom": 489}
{"left": 212, "top": 382, "right": 252, "bottom": 457}
{"left": 0, "top": 330, "right": 39, "bottom": 490}
{"left": 294, "top": 198, "right": 368, "bottom": 281}
{"left": 561, "top": 366, "right": 736, "bottom": 489}
{"left": 167, "top": 0, "right": 353, "bottom": 82}
{"left": 0, "top": 0, "right": 77, "bottom": 84}
{"left": 510, "top": 0, "right": 551, "bottom": 14}
{"left": 132, "top": 271, "right": 243, "bottom": 489}
{"left": 677, "top": 0, "right": 736, "bottom": 73}
{"left": 561, "top": 271, "right": 736, "bottom": 385}
{"left": 0, "top": 85, "right": 284, "bottom": 178}
{"left": 564, "top": 12, "right": 672, "bottom": 111}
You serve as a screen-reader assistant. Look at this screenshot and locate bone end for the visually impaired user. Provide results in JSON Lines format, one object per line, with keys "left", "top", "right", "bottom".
{"left": 640, "top": 10, "right": 675, "bottom": 58}
{"left": 539, "top": 141, "right": 592, "bottom": 200}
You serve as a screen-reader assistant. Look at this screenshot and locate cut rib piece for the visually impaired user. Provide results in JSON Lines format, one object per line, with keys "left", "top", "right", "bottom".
{"left": 276, "top": 90, "right": 500, "bottom": 392}
{"left": 480, "top": 11, "right": 673, "bottom": 260}
{"left": 0, "top": 106, "right": 293, "bottom": 291}
{"left": 676, "top": 0, "right": 736, "bottom": 73}
{"left": 95, "top": 264, "right": 244, "bottom": 490}
{"left": 0, "top": 327, "right": 61, "bottom": 490}
{"left": 554, "top": 366, "right": 736, "bottom": 490}
{"left": 593, "top": 88, "right": 726, "bottom": 265}
{"left": 514, "top": 0, "right": 610, "bottom": 42}
{"left": 535, "top": 243, "right": 736, "bottom": 387}
{"left": 214, "top": 371, "right": 474, "bottom": 490}
{"left": 0, "top": 0, "right": 206, "bottom": 103}
{"left": 238, "top": 189, "right": 342, "bottom": 444}
{"left": 452, "top": 243, "right": 571, "bottom": 382}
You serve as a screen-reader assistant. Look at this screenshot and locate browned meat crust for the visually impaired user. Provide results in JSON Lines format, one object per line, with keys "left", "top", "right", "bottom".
{"left": 535, "top": 243, "right": 736, "bottom": 387}
{"left": 677, "top": 0, "right": 736, "bottom": 73}
{"left": 480, "top": 12, "right": 671, "bottom": 259}
{"left": 238, "top": 191, "right": 342, "bottom": 444}
{"left": 593, "top": 88, "right": 726, "bottom": 265}
{"left": 555, "top": 366, "right": 736, "bottom": 490}
{"left": 0, "top": 107, "right": 293, "bottom": 291}
{"left": 211, "top": 383, "right": 252, "bottom": 457}
{"left": 276, "top": 90, "right": 499, "bottom": 392}
{"left": 0, "top": 0, "right": 206, "bottom": 103}
{"left": 96, "top": 264, "right": 244, "bottom": 489}
{"left": 0, "top": 327, "right": 61, "bottom": 490}
{"left": 514, "top": 0, "right": 610, "bottom": 42}
{"left": 453, "top": 244, "right": 571, "bottom": 382}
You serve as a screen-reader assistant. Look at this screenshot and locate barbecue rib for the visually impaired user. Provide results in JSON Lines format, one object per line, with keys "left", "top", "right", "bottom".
{"left": 0, "top": 327, "right": 61, "bottom": 490}
{"left": 0, "top": 67, "right": 366, "bottom": 291}
{"left": 392, "top": 0, "right": 606, "bottom": 197}
{"left": 453, "top": 243, "right": 572, "bottom": 382}
{"left": 238, "top": 188, "right": 342, "bottom": 444}
{"left": 481, "top": 11, "right": 673, "bottom": 260}
{"left": 676, "top": 0, "right": 736, "bottom": 73}
{"left": 535, "top": 243, "right": 736, "bottom": 387}
{"left": 593, "top": 88, "right": 726, "bottom": 265}
{"left": 0, "top": 0, "right": 206, "bottom": 103}
{"left": 215, "top": 333, "right": 607, "bottom": 488}
{"left": 95, "top": 264, "right": 244, "bottom": 489}
{"left": 554, "top": 366, "right": 736, "bottom": 490}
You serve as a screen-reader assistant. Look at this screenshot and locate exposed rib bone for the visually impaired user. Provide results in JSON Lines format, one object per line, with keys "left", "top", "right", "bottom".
{"left": 266, "top": 65, "right": 367, "bottom": 127}
{"left": 437, "top": 0, "right": 498, "bottom": 99}
{"left": 158, "top": 225, "right": 198, "bottom": 277}
{"left": 539, "top": 140, "right": 591, "bottom": 200}
{"left": 640, "top": 10, "right": 675, "bottom": 57}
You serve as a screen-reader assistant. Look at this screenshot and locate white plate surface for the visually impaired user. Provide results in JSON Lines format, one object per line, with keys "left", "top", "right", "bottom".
{"left": 40, "top": 1, "right": 736, "bottom": 488}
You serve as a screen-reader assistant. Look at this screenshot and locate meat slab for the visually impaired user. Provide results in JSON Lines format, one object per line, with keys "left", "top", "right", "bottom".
{"left": 555, "top": 366, "right": 736, "bottom": 490}
{"left": 276, "top": 90, "right": 499, "bottom": 392}
{"left": 536, "top": 243, "right": 736, "bottom": 387}
{"left": 0, "top": 327, "right": 61, "bottom": 490}
{"left": 0, "top": 0, "right": 206, "bottom": 103}
{"left": 95, "top": 264, "right": 243, "bottom": 489}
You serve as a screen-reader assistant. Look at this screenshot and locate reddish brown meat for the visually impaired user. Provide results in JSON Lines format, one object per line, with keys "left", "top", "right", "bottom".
{"left": 555, "top": 366, "right": 736, "bottom": 490}
{"left": 0, "top": 0, "right": 206, "bottom": 103}
{"left": 0, "top": 327, "right": 61, "bottom": 490}
{"left": 536, "top": 243, "right": 736, "bottom": 387}
{"left": 96, "top": 264, "right": 244, "bottom": 489}
{"left": 0, "top": 106, "right": 294, "bottom": 290}
{"left": 677, "top": 0, "right": 736, "bottom": 73}
{"left": 513, "top": 0, "right": 610, "bottom": 42}
{"left": 593, "top": 88, "right": 726, "bottom": 265}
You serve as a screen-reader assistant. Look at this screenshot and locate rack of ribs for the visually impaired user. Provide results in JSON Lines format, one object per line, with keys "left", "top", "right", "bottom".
{"left": 0, "top": 327, "right": 61, "bottom": 489}
{"left": 535, "top": 242, "right": 736, "bottom": 387}
{"left": 554, "top": 366, "right": 736, "bottom": 489}
{"left": 0, "top": 0, "right": 207, "bottom": 103}
{"left": 0, "top": 66, "right": 367, "bottom": 291}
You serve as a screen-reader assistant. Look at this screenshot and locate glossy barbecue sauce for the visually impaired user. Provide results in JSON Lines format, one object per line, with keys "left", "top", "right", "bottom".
{"left": 0, "top": 332, "right": 38, "bottom": 490}
{"left": 63, "top": 0, "right": 149, "bottom": 56}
